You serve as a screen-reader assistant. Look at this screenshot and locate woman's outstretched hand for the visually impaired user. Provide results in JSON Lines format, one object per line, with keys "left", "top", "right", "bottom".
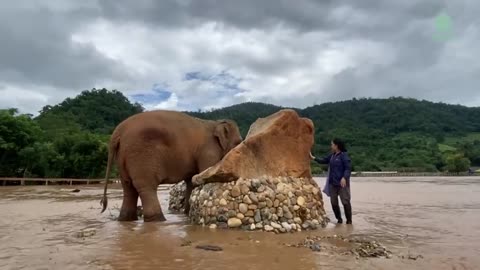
{"left": 340, "top": 177, "right": 347, "bottom": 188}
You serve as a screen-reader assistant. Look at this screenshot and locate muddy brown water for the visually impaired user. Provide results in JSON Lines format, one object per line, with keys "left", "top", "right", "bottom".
{"left": 1, "top": 177, "right": 479, "bottom": 270}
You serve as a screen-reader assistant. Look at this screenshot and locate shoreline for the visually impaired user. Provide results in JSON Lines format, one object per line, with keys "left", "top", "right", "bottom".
{"left": 1, "top": 174, "right": 479, "bottom": 187}
{"left": 314, "top": 172, "right": 479, "bottom": 177}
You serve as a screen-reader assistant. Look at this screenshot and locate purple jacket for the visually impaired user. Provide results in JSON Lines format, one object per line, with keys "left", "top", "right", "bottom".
{"left": 314, "top": 151, "right": 352, "bottom": 196}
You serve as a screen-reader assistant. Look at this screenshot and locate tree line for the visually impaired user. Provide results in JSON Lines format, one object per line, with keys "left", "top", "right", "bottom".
{"left": 1, "top": 89, "right": 478, "bottom": 179}
{"left": 0, "top": 89, "right": 142, "bottom": 178}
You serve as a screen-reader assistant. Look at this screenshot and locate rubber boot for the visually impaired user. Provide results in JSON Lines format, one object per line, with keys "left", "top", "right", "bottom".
{"left": 344, "top": 204, "right": 352, "bottom": 224}
{"left": 332, "top": 205, "right": 343, "bottom": 224}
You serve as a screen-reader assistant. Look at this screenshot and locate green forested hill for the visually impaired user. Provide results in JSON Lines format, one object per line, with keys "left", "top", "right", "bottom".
{"left": 1, "top": 89, "right": 478, "bottom": 178}
{"left": 36, "top": 88, "right": 144, "bottom": 135}
{"left": 187, "top": 97, "right": 479, "bottom": 173}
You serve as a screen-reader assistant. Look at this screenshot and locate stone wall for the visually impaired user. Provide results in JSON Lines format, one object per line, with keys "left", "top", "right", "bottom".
{"left": 170, "top": 176, "right": 329, "bottom": 233}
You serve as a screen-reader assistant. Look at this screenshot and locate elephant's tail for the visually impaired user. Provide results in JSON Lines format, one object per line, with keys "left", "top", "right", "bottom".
{"left": 100, "top": 131, "right": 120, "bottom": 213}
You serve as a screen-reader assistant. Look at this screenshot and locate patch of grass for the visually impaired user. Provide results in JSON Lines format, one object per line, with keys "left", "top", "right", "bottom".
{"left": 438, "top": 143, "right": 456, "bottom": 152}
{"left": 444, "top": 132, "right": 480, "bottom": 145}
{"left": 465, "top": 132, "right": 480, "bottom": 141}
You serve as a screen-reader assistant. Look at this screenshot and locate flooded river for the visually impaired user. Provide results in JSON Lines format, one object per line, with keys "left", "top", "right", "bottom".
{"left": 1, "top": 177, "right": 479, "bottom": 270}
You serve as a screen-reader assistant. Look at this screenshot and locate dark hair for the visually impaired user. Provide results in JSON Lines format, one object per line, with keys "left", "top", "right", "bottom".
{"left": 332, "top": 138, "right": 347, "bottom": 152}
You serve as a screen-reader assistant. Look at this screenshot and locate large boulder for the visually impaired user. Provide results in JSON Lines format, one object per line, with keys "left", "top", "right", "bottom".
{"left": 192, "top": 109, "right": 314, "bottom": 185}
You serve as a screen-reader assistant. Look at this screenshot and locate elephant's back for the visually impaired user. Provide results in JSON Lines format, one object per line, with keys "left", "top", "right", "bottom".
{"left": 116, "top": 110, "right": 207, "bottom": 183}
{"left": 124, "top": 110, "right": 205, "bottom": 127}
{"left": 122, "top": 110, "right": 207, "bottom": 137}
{"left": 117, "top": 110, "right": 209, "bottom": 156}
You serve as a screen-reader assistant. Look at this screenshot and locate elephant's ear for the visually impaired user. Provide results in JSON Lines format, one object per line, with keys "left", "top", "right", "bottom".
{"left": 214, "top": 122, "right": 229, "bottom": 151}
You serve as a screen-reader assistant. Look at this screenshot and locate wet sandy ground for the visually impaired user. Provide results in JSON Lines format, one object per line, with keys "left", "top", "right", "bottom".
{"left": 1, "top": 177, "right": 479, "bottom": 270}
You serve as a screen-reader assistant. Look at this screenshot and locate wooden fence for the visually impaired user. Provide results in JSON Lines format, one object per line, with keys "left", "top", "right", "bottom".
{"left": 0, "top": 177, "right": 120, "bottom": 186}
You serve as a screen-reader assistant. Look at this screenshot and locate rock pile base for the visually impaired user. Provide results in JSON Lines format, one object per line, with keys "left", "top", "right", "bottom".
{"left": 168, "top": 181, "right": 186, "bottom": 213}
{"left": 170, "top": 176, "right": 329, "bottom": 233}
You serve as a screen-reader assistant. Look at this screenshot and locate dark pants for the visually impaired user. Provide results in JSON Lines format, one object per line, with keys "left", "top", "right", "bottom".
{"left": 329, "top": 184, "right": 352, "bottom": 223}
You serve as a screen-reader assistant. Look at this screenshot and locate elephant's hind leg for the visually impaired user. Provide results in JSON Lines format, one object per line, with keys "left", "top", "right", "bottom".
{"left": 138, "top": 187, "right": 166, "bottom": 222}
{"left": 184, "top": 179, "right": 193, "bottom": 215}
{"left": 118, "top": 180, "right": 139, "bottom": 221}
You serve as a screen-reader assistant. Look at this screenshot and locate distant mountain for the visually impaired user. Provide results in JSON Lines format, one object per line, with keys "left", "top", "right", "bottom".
{"left": 187, "top": 102, "right": 287, "bottom": 136}
{"left": 302, "top": 97, "right": 480, "bottom": 134}
{"left": 187, "top": 97, "right": 480, "bottom": 138}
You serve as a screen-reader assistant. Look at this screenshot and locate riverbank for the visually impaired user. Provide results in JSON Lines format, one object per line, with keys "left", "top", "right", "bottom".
{"left": 315, "top": 172, "right": 479, "bottom": 177}
{"left": 1, "top": 172, "right": 479, "bottom": 187}
{"left": 1, "top": 176, "right": 479, "bottom": 269}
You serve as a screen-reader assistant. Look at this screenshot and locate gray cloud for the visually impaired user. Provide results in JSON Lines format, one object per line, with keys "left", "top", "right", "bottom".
{"left": 0, "top": 1, "right": 130, "bottom": 90}
{"left": 97, "top": 0, "right": 445, "bottom": 35}
{"left": 98, "top": 0, "right": 336, "bottom": 31}
{"left": 1, "top": 0, "right": 479, "bottom": 115}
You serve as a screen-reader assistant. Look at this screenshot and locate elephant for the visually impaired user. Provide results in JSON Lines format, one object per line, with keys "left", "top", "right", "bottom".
{"left": 100, "top": 110, "right": 243, "bottom": 222}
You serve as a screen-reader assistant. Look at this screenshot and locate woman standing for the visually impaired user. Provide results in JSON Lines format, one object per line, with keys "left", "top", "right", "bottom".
{"left": 310, "top": 138, "right": 352, "bottom": 224}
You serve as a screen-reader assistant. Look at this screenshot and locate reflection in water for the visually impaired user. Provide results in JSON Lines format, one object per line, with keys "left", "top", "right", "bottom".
{"left": 0, "top": 177, "right": 479, "bottom": 270}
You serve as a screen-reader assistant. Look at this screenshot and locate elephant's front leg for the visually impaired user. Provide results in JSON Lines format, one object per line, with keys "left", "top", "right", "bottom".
{"left": 184, "top": 179, "right": 193, "bottom": 215}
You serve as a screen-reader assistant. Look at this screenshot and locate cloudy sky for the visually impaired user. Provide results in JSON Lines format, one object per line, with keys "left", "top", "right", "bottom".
{"left": 1, "top": 0, "right": 479, "bottom": 115}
